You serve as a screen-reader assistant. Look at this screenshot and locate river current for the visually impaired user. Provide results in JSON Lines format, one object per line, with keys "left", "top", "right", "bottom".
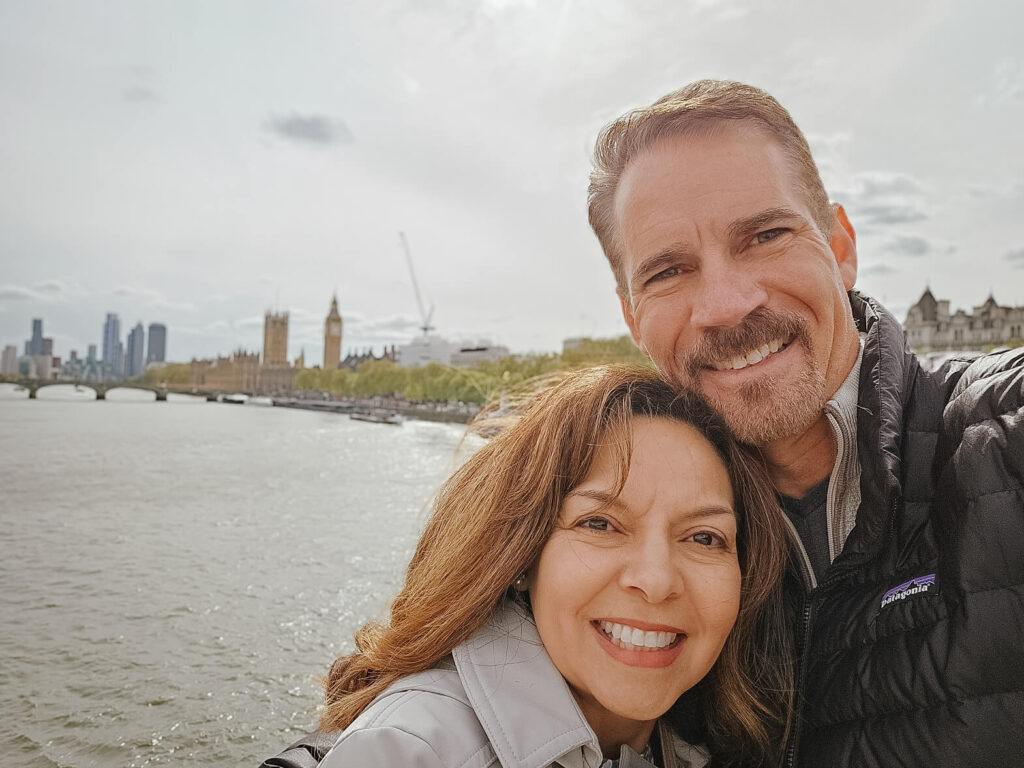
{"left": 0, "top": 385, "right": 476, "bottom": 767}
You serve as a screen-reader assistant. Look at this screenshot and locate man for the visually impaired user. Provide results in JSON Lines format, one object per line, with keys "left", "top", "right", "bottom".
{"left": 588, "top": 79, "right": 1024, "bottom": 766}
{"left": 263, "top": 80, "right": 1023, "bottom": 768}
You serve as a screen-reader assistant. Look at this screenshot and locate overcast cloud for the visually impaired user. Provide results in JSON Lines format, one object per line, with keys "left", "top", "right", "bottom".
{"left": 1, "top": 0, "right": 1022, "bottom": 365}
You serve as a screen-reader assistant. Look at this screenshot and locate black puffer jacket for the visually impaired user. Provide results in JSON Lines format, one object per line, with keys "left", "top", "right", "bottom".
{"left": 786, "top": 291, "right": 1024, "bottom": 767}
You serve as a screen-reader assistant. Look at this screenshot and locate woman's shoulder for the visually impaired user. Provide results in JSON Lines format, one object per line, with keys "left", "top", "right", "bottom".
{"left": 319, "top": 664, "right": 496, "bottom": 768}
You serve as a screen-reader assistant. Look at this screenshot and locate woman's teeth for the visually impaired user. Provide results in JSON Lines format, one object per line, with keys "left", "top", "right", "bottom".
{"left": 598, "top": 621, "right": 677, "bottom": 650}
{"left": 713, "top": 337, "right": 787, "bottom": 371}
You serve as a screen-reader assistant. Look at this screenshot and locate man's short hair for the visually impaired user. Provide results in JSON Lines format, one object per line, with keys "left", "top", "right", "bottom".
{"left": 588, "top": 79, "right": 834, "bottom": 292}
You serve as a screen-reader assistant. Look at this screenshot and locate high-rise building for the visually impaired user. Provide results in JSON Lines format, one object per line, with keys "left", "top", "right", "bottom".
{"left": 41, "top": 338, "right": 53, "bottom": 357}
{"left": 323, "top": 294, "right": 342, "bottom": 370}
{"left": 27, "top": 318, "right": 44, "bottom": 356}
{"left": 125, "top": 322, "right": 145, "bottom": 378}
{"left": 87, "top": 344, "right": 97, "bottom": 364}
{"left": 147, "top": 323, "right": 167, "bottom": 363}
{"left": 1, "top": 345, "right": 17, "bottom": 374}
{"left": 102, "top": 313, "right": 122, "bottom": 379}
{"left": 262, "top": 311, "right": 289, "bottom": 366}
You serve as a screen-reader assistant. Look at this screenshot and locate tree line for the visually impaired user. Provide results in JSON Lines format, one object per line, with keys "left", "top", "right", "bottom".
{"left": 126, "top": 336, "right": 651, "bottom": 404}
{"left": 296, "top": 336, "right": 650, "bottom": 405}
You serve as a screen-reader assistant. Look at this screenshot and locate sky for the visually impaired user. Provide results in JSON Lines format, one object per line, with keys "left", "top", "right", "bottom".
{"left": 1, "top": 0, "right": 1022, "bottom": 365}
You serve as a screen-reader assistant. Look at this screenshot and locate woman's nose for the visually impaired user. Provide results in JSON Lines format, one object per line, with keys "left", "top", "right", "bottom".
{"left": 617, "top": 538, "right": 684, "bottom": 603}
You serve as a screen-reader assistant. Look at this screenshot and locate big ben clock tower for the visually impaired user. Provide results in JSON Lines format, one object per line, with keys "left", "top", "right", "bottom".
{"left": 324, "top": 293, "right": 342, "bottom": 369}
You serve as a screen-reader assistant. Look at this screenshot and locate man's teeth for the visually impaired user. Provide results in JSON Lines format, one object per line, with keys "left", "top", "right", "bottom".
{"left": 598, "top": 621, "right": 677, "bottom": 650}
{"left": 713, "top": 337, "right": 786, "bottom": 372}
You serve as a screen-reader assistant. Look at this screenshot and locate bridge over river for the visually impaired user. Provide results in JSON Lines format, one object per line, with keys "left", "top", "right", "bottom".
{"left": 0, "top": 375, "right": 248, "bottom": 402}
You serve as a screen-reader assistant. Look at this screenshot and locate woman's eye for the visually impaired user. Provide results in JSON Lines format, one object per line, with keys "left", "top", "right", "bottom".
{"left": 690, "top": 531, "right": 723, "bottom": 547}
{"left": 578, "top": 517, "right": 611, "bottom": 532}
{"left": 754, "top": 227, "right": 787, "bottom": 244}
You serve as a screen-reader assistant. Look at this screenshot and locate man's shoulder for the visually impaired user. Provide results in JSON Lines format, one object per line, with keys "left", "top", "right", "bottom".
{"left": 942, "top": 346, "right": 1024, "bottom": 425}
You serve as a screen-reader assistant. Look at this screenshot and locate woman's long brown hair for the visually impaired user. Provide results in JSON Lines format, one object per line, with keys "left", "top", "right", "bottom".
{"left": 320, "top": 365, "right": 792, "bottom": 765}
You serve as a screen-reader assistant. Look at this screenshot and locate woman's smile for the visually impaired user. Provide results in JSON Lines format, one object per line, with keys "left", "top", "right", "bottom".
{"left": 591, "top": 620, "right": 686, "bottom": 668}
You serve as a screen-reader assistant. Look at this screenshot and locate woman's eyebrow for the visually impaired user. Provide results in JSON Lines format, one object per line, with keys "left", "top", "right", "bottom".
{"left": 688, "top": 505, "right": 736, "bottom": 520}
{"left": 566, "top": 489, "right": 627, "bottom": 510}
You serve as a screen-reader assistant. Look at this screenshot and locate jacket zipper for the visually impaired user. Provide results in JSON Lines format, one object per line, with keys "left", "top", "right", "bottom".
{"left": 824, "top": 407, "right": 855, "bottom": 563}
{"left": 784, "top": 596, "right": 812, "bottom": 768}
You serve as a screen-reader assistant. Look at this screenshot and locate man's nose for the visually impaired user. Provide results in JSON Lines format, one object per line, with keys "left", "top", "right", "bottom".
{"left": 618, "top": 537, "right": 684, "bottom": 603}
{"left": 688, "top": 255, "right": 768, "bottom": 330}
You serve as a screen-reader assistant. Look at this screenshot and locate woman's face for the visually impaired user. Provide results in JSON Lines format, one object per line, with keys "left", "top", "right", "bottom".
{"left": 529, "top": 416, "right": 741, "bottom": 731}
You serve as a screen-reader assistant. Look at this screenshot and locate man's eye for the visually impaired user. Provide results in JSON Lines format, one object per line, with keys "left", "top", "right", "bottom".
{"left": 755, "top": 228, "right": 787, "bottom": 244}
{"left": 578, "top": 517, "right": 612, "bottom": 532}
{"left": 645, "top": 266, "right": 680, "bottom": 285}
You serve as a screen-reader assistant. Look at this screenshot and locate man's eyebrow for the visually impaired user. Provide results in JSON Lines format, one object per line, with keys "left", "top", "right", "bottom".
{"left": 727, "top": 207, "right": 804, "bottom": 240}
{"left": 629, "top": 243, "right": 695, "bottom": 288}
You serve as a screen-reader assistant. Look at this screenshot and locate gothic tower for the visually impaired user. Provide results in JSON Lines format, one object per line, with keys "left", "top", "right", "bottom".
{"left": 324, "top": 293, "right": 342, "bottom": 369}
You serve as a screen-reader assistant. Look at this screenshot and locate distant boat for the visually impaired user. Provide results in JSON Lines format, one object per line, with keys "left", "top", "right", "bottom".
{"left": 350, "top": 410, "right": 403, "bottom": 426}
{"left": 221, "top": 394, "right": 248, "bottom": 405}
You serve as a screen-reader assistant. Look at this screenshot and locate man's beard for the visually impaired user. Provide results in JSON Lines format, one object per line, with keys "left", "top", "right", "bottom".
{"left": 673, "top": 308, "right": 828, "bottom": 446}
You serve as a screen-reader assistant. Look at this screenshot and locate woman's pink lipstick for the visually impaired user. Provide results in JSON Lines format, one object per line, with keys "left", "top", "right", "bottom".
{"left": 590, "top": 620, "right": 686, "bottom": 669}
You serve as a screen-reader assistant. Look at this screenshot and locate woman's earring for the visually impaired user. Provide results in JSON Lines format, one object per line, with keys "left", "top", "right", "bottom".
{"left": 513, "top": 573, "right": 529, "bottom": 591}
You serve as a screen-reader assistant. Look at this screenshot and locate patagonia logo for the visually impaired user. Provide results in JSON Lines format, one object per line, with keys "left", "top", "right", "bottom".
{"left": 880, "top": 574, "right": 936, "bottom": 609}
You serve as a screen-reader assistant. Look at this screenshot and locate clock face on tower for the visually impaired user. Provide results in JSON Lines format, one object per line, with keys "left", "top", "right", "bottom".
{"left": 329, "top": 322, "right": 341, "bottom": 335}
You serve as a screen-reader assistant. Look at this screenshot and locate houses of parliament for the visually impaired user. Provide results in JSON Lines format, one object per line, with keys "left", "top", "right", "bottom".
{"left": 189, "top": 294, "right": 395, "bottom": 394}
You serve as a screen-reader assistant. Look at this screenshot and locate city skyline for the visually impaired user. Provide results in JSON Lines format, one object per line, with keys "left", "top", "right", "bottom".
{"left": 1, "top": 1, "right": 1022, "bottom": 365}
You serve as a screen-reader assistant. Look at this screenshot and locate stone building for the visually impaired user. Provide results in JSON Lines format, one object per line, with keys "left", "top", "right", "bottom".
{"left": 263, "top": 311, "right": 289, "bottom": 366}
{"left": 904, "top": 288, "right": 1024, "bottom": 352}
{"left": 190, "top": 350, "right": 260, "bottom": 392}
{"left": 323, "top": 294, "right": 342, "bottom": 370}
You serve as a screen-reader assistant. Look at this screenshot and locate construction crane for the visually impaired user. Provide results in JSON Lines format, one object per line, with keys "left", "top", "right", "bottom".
{"left": 399, "top": 231, "right": 435, "bottom": 337}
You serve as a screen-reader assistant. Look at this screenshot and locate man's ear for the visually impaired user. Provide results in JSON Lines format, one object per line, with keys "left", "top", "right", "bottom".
{"left": 830, "top": 203, "right": 858, "bottom": 291}
{"left": 618, "top": 290, "right": 647, "bottom": 354}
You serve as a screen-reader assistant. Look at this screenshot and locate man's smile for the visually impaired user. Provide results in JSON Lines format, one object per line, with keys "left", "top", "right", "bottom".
{"left": 708, "top": 335, "right": 792, "bottom": 372}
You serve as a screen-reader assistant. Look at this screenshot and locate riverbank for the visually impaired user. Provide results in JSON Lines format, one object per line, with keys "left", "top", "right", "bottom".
{"left": 274, "top": 394, "right": 479, "bottom": 424}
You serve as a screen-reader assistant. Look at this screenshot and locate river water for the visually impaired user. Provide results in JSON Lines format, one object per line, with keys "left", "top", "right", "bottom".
{"left": 0, "top": 385, "right": 476, "bottom": 767}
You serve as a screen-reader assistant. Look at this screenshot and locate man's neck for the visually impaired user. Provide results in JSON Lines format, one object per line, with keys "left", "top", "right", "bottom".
{"left": 762, "top": 415, "right": 836, "bottom": 498}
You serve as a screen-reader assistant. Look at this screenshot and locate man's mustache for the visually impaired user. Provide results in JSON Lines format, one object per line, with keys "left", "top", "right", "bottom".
{"left": 683, "top": 308, "right": 809, "bottom": 378}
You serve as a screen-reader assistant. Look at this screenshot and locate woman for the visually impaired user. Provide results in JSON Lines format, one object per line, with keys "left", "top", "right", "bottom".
{"left": 318, "top": 366, "right": 792, "bottom": 767}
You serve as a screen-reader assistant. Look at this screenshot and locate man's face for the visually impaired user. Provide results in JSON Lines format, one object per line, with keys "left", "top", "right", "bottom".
{"left": 615, "top": 127, "right": 859, "bottom": 447}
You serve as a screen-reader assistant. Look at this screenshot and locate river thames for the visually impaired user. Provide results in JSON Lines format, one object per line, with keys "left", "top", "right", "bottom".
{"left": 0, "top": 385, "right": 477, "bottom": 767}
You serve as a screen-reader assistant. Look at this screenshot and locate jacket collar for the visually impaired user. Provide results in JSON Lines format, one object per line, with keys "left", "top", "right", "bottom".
{"left": 452, "top": 600, "right": 603, "bottom": 768}
{"left": 452, "top": 601, "right": 710, "bottom": 768}
{"left": 844, "top": 290, "right": 920, "bottom": 561}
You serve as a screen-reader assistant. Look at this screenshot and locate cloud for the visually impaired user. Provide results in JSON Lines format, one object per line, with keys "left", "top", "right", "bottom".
{"left": 882, "top": 235, "right": 930, "bottom": 257}
{"left": 264, "top": 113, "right": 354, "bottom": 146}
{"left": 1006, "top": 247, "right": 1024, "bottom": 268}
{"left": 113, "top": 286, "right": 196, "bottom": 312}
{"left": 992, "top": 59, "right": 1024, "bottom": 102}
{"left": 859, "top": 263, "right": 898, "bottom": 276}
{"left": 0, "top": 285, "right": 42, "bottom": 301}
{"left": 833, "top": 171, "right": 930, "bottom": 234}
{"left": 0, "top": 280, "right": 76, "bottom": 302}
{"left": 35, "top": 279, "right": 72, "bottom": 295}
{"left": 342, "top": 313, "right": 423, "bottom": 343}
{"left": 122, "top": 85, "right": 158, "bottom": 104}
